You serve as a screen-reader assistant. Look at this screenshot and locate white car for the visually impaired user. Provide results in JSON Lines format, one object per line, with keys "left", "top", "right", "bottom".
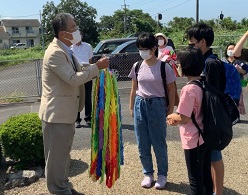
{"left": 10, "top": 43, "right": 27, "bottom": 49}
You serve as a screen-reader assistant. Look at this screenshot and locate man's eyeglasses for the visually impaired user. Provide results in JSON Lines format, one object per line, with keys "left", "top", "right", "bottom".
{"left": 67, "top": 26, "right": 79, "bottom": 32}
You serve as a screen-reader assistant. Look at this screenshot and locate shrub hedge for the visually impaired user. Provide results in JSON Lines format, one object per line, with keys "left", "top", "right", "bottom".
{"left": 0, "top": 113, "right": 44, "bottom": 169}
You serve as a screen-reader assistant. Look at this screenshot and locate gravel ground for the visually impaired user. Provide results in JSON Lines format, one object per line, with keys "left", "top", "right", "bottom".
{"left": 2, "top": 122, "right": 248, "bottom": 195}
{"left": 1, "top": 83, "right": 248, "bottom": 195}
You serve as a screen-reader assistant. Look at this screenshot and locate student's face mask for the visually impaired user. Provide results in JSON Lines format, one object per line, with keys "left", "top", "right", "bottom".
{"left": 158, "top": 39, "right": 165, "bottom": 46}
{"left": 227, "top": 50, "right": 234, "bottom": 57}
{"left": 139, "top": 50, "right": 152, "bottom": 60}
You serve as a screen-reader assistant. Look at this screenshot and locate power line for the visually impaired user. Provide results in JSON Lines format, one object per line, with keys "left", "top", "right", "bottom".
{"left": 160, "top": 0, "right": 191, "bottom": 12}
{"left": 142, "top": 0, "right": 180, "bottom": 13}
{"left": 130, "top": 0, "right": 157, "bottom": 8}
{"left": 150, "top": 0, "right": 191, "bottom": 18}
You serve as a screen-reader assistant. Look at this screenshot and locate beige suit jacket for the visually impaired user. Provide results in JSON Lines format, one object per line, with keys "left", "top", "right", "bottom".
{"left": 39, "top": 38, "right": 99, "bottom": 124}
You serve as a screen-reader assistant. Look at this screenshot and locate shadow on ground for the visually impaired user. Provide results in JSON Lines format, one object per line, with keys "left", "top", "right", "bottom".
{"left": 165, "top": 182, "right": 190, "bottom": 194}
{"left": 223, "top": 187, "right": 242, "bottom": 195}
{"left": 122, "top": 124, "right": 134, "bottom": 131}
{"left": 239, "top": 119, "right": 248, "bottom": 124}
{"left": 68, "top": 159, "right": 89, "bottom": 177}
{"left": 0, "top": 163, "right": 7, "bottom": 195}
{"left": 163, "top": 182, "right": 241, "bottom": 194}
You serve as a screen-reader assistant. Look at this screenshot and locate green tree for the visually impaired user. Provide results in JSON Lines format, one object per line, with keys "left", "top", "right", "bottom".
{"left": 99, "top": 9, "right": 157, "bottom": 38}
{"left": 240, "top": 18, "right": 248, "bottom": 27}
{"left": 167, "top": 17, "right": 195, "bottom": 32}
{"left": 42, "top": 0, "right": 99, "bottom": 45}
{"left": 220, "top": 17, "right": 238, "bottom": 30}
{"left": 41, "top": 1, "right": 58, "bottom": 44}
{"left": 199, "top": 19, "right": 216, "bottom": 29}
{"left": 99, "top": 15, "right": 115, "bottom": 32}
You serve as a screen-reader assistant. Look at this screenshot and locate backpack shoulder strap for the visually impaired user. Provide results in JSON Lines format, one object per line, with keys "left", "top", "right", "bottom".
{"left": 135, "top": 60, "right": 143, "bottom": 81}
{"left": 187, "top": 80, "right": 204, "bottom": 89}
{"left": 160, "top": 61, "right": 166, "bottom": 89}
{"left": 191, "top": 112, "right": 204, "bottom": 145}
{"left": 189, "top": 80, "right": 204, "bottom": 146}
{"left": 160, "top": 61, "right": 169, "bottom": 99}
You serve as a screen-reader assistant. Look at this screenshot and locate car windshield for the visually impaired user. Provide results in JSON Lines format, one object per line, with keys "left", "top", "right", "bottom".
{"left": 93, "top": 38, "right": 137, "bottom": 55}
{"left": 111, "top": 40, "right": 137, "bottom": 54}
{"left": 93, "top": 41, "right": 103, "bottom": 54}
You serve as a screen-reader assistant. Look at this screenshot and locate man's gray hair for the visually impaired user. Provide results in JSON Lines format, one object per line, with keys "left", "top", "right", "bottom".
{"left": 52, "top": 13, "right": 74, "bottom": 38}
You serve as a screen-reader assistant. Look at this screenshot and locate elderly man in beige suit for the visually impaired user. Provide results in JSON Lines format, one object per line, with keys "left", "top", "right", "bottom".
{"left": 39, "top": 13, "right": 109, "bottom": 195}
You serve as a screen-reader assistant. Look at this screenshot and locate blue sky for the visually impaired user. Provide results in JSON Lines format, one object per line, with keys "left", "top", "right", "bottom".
{"left": 0, "top": 0, "right": 247, "bottom": 24}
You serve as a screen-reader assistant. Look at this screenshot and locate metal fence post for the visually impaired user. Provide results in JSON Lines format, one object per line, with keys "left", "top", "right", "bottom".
{"left": 35, "top": 59, "right": 42, "bottom": 97}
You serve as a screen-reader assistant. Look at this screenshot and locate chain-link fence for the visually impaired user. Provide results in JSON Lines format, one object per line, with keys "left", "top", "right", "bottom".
{"left": 0, "top": 59, "right": 42, "bottom": 102}
{"left": 0, "top": 54, "right": 187, "bottom": 103}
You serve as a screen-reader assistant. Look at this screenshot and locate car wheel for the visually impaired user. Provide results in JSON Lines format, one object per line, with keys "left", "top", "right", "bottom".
{"left": 110, "top": 69, "right": 120, "bottom": 79}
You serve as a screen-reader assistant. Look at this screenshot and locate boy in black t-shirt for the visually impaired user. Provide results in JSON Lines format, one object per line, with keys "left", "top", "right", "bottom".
{"left": 185, "top": 23, "right": 226, "bottom": 195}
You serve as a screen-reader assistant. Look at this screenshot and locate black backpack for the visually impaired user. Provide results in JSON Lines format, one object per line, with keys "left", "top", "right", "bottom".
{"left": 189, "top": 79, "right": 233, "bottom": 150}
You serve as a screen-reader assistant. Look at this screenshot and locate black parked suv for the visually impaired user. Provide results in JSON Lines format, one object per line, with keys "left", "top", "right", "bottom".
{"left": 93, "top": 38, "right": 137, "bottom": 55}
{"left": 92, "top": 37, "right": 136, "bottom": 64}
{"left": 92, "top": 37, "right": 176, "bottom": 81}
{"left": 106, "top": 38, "right": 176, "bottom": 80}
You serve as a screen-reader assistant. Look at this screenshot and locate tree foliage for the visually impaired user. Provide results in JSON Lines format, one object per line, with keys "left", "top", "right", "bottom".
{"left": 40, "top": 1, "right": 248, "bottom": 49}
{"left": 167, "top": 17, "right": 195, "bottom": 32}
{"left": 99, "top": 9, "right": 158, "bottom": 38}
{"left": 42, "top": 0, "right": 99, "bottom": 45}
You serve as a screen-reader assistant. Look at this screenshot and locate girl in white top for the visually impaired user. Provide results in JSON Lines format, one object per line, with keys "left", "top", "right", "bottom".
{"left": 155, "top": 33, "right": 174, "bottom": 62}
{"left": 128, "top": 33, "right": 176, "bottom": 190}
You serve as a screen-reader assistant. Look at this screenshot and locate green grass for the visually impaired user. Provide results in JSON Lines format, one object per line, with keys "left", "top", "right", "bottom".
{"left": 0, "top": 91, "right": 25, "bottom": 104}
{"left": 0, "top": 46, "right": 44, "bottom": 68}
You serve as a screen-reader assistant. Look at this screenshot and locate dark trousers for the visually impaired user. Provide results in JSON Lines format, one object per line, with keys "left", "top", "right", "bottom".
{"left": 76, "top": 80, "right": 92, "bottom": 123}
{"left": 184, "top": 143, "right": 213, "bottom": 195}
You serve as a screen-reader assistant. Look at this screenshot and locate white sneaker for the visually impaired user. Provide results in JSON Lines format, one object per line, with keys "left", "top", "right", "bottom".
{"left": 155, "top": 175, "right": 167, "bottom": 189}
{"left": 141, "top": 175, "right": 154, "bottom": 188}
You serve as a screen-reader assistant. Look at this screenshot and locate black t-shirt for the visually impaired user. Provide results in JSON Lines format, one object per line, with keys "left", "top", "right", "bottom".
{"left": 203, "top": 49, "right": 226, "bottom": 93}
{"left": 239, "top": 48, "right": 248, "bottom": 63}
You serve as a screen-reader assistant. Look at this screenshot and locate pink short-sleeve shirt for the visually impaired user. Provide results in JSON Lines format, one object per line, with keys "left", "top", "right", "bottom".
{"left": 176, "top": 83, "right": 204, "bottom": 149}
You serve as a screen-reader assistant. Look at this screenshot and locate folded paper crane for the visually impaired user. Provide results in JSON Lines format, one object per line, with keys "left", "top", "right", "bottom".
{"left": 89, "top": 69, "right": 124, "bottom": 188}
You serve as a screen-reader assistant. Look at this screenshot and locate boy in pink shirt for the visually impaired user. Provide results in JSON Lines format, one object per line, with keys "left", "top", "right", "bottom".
{"left": 167, "top": 47, "right": 213, "bottom": 195}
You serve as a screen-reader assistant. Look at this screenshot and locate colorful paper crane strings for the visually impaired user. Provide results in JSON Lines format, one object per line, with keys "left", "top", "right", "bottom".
{"left": 90, "top": 69, "right": 124, "bottom": 188}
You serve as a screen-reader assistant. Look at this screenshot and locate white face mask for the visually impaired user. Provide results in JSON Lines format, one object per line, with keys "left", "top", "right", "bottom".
{"left": 227, "top": 50, "right": 234, "bottom": 57}
{"left": 158, "top": 39, "right": 165, "bottom": 46}
{"left": 64, "top": 30, "right": 81, "bottom": 45}
{"left": 139, "top": 50, "right": 152, "bottom": 60}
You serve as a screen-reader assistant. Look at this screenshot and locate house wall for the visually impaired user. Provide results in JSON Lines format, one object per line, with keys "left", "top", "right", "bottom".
{"left": 0, "top": 39, "right": 10, "bottom": 49}
{"left": 0, "top": 24, "right": 40, "bottom": 48}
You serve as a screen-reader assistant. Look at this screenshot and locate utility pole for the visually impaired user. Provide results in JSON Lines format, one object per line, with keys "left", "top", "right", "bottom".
{"left": 196, "top": 0, "right": 199, "bottom": 23}
{"left": 39, "top": 10, "right": 45, "bottom": 51}
{"left": 121, "top": 0, "right": 129, "bottom": 35}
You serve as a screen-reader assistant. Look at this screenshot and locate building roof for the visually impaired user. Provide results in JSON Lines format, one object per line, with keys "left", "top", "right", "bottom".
{"left": 1, "top": 19, "right": 40, "bottom": 27}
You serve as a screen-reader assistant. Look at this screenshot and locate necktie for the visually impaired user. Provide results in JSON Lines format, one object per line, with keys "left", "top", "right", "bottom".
{"left": 70, "top": 50, "right": 77, "bottom": 71}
